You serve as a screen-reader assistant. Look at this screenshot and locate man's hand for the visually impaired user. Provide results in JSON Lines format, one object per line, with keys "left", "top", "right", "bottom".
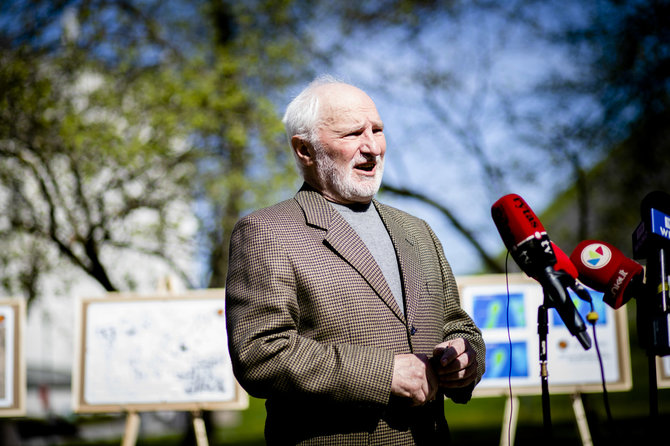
{"left": 391, "top": 353, "right": 438, "bottom": 406}
{"left": 432, "top": 338, "right": 478, "bottom": 389}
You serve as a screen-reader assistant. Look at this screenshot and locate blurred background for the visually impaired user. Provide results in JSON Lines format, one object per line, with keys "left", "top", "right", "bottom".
{"left": 1, "top": 0, "right": 669, "bottom": 444}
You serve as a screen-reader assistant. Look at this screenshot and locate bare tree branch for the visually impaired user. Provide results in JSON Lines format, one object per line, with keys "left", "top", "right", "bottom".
{"left": 381, "top": 183, "right": 504, "bottom": 273}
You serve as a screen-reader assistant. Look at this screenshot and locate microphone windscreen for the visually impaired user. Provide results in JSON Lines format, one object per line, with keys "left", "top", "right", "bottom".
{"left": 641, "top": 190, "right": 670, "bottom": 217}
{"left": 491, "top": 194, "right": 547, "bottom": 251}
{"left": 570, "top": 240, "right": 643, "bottom": 309}
{"left": 552, "top": 242, "right": 578, "bottom": 279}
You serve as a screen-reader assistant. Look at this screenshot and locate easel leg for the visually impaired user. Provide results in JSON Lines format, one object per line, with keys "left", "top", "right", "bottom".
{"left": 571, "top": 393, "right": 593, "bottom": 446}
{"left": 500, "top": 396, "right": 519, "bottom": 446}
{"left": 193, "top": 411, "right": 210, "bottom": 446}
{"left": 121, "top": 412, "right": 141, "bottom": 446}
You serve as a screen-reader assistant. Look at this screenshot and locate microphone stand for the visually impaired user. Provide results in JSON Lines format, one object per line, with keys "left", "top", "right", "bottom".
{"left": 533, "top": 266, "right": 590, "bottom": 444}
{"left": 537, "top": 300, "right": 553, "bottom": 440}
{"left": 632, "top": 190, "right": 670, "bottom": 438}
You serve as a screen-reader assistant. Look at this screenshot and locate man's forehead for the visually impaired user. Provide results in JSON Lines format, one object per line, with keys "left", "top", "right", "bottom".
{"left": 320, "top": 114, "right": 383, "bottom": 133}
{"left": 317, "top": 84, "right": 382, "bottom": 125}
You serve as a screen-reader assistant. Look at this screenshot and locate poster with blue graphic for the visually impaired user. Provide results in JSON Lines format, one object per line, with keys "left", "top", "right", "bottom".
{"left": 474, "top": 292, "right": 526, "bottom": 329}
{"left": 458, "top": 274, "right": 632, "bottom": 396}
{"left": 485, "top": 341, "right": 528, "bottom": 379}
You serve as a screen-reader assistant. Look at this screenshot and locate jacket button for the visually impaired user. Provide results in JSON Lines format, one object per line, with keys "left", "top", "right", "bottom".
{"left": 410, "top": 326, "right": 417, "bottom": 335}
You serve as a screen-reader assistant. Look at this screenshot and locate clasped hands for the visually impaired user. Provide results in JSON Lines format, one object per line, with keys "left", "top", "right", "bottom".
{"left": 390, "top": 338, "right": 477, "bottom": 406}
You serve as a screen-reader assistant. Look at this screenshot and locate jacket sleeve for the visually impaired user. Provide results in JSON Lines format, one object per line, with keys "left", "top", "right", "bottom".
{"left": 224, "top": 214, "right": 394, "bottom": 406}
{"left": 427, "top": 222, "right": 486, "bottom": 403}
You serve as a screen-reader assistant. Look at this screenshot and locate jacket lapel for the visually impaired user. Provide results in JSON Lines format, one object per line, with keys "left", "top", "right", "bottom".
{"left": 375, "top": 201, "right": 422, "bottom": 329}
{"left": 295, "top": 186, "right": 405, "bottom": 321}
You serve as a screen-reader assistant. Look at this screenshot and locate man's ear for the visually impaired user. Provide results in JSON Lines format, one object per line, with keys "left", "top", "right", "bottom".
{"left": 291, "top": 136, "right": 315, "bottom": 167}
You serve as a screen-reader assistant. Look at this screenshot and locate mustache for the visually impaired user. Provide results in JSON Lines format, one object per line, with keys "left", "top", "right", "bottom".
{"left": 351, "top": 154, "right": 383, "bottom": 165}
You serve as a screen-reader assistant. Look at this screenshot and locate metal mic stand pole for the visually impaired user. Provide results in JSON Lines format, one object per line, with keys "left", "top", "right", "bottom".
{"left": 538, "top": 301, "right": 553, "bottom": 440}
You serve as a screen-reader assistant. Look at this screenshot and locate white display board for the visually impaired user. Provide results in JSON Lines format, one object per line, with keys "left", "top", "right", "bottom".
{"left": 0, "top": 299, "right": 25, "bottom": 417}
{"left": 457, "top": 274, "right": 632, "bottom": 397}
{"left": 73, "top": 290, "right": 247, "bottom": 413}
{"left": 656, "top": 356, "right": 670, "bottom": 388}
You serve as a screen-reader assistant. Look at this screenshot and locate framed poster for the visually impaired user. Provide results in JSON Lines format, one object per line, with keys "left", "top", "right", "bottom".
{"left": 0, "top": 298, "right": 26, "bottom": 417}
{"left": 72, "top": 289, "right": 247, "bottom": 413}
{"left": 457, "top": 274, "right": 632, "bottom": 397}
{"left": 656, "top": 356, "right": 670, "bottom": 388}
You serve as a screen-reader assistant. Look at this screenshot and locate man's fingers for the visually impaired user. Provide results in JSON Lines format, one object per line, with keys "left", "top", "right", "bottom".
{"left": 391, "top": 354, "right": 438, "bottom": 406}
{"left": 437, "top": 361, "right": 478, "bottom": 388}
{"left": 431, "top": 338, "right": 479, "bottom": 389}
{"left": 434, "top": 338, "right": 469, "bottom": 366}
{"left": 438, "top": 359, "right": 477, "bottom": 378}
{"left": 439, "top": 348, "right": 475, "bottom": 373}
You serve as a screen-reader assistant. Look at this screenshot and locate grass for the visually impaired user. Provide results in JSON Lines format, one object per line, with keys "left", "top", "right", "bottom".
{"left": 51, "top": 383, "right": 669, "bottom": 446}
{"left": 48, "top": 349, "right": 670, "bottom": 446}
{"left": 213, "top": 387, "right": 670, "bottom": 445}
{"left": 46, "top": 308, "right": 670, "bottom": 445}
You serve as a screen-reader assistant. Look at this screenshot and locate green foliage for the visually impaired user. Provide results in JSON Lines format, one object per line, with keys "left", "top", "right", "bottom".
{"left": 535, "top": 0, "right": 670, "bottom": 252}
{"left": 2, "top": 0, "right": 666, "bottom": 300}
{"left": 0, "top": 45, "right": 201, "bottom": 301}
{"left": 0, "top": 0, "right": 310, "bottom": 302}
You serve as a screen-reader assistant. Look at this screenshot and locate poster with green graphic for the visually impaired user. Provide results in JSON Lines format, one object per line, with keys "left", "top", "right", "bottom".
{"left": 457, "top": 274, "right": 632, "bottom": 396}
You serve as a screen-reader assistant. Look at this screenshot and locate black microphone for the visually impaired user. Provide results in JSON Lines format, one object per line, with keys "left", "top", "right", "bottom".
{"left": 633, "top": 190, "right": 670, "bottom": 355}
{"left": 492, "top": 193, "right": 592, "bottom": 350}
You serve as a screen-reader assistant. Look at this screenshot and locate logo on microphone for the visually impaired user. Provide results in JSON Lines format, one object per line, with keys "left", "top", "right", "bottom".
{"left": 580, "top": 243, "right": 612, "bottom": 269}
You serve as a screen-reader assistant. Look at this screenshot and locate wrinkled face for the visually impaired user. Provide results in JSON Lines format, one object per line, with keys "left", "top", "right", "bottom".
{"left": 310, "top": 84, "right": 386, "bottom": 204}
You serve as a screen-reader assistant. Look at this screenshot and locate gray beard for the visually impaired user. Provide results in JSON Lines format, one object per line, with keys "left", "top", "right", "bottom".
{"left": 313, "top": 144, "right": 384, "bottom": 202}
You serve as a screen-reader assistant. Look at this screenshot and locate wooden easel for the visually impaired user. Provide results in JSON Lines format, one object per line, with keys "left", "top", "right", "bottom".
{"left": 120, "top": 276, "right": 210, "bottom": 446}
{"left": 121, "top": 410, "right": 210, "bottom": 446}
{"left": 121, "top": 412, "right": 140, "bottom": 446}
{"left": 498, "top": 393, "right": 592, "bottom": 446}
{"left": 499, "top": 396, "right": 519, "bottom": 446}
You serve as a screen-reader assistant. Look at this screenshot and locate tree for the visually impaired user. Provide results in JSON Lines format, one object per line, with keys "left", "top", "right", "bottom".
{"left": 4, "top": 0, "right": 665, "bottom": 303}
{"left": 0, "top": 0, "right": 313, "bottom": 304}
{"left": 0, "top": 45, "right": 199, "bottom": 305}
{"left": 535, "top": 0, "right": 670, "bottom": 253}
{"left": 306, "top": 0, "right": 669, "bottom": 271}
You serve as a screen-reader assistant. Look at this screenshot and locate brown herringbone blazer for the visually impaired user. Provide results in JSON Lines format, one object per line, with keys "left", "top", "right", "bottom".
{"left": 225, "top": 184, "right": 485, "bottom": 445}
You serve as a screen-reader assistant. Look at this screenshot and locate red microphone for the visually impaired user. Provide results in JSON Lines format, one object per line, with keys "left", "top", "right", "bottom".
{"left": 492, "top": 194, "right": 591, "bottom": 349}
{"left": 492, "top": 194, "right": 578, "bottom": 278}
{"left": 552, "top": 242, "right": 578, "bottom": 279}
{"left": 570, "top": 240, "right": 644, "bottom": 309}
{"left": 491, "top": 194, "right": 555, "bottom": 278}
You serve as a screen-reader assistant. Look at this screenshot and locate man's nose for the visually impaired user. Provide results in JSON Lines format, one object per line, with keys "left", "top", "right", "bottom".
{"left": 359, "top": 128, "right": 382, "bottom": 156}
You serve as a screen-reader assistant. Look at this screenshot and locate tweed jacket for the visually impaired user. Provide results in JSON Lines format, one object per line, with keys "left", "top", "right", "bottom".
{"left": 225, "top": 184, "right": 485, "bottom": 445}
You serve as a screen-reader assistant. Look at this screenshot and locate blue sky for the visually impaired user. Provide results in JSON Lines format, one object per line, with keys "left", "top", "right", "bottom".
{"left": 288, "top": 2, "right": 601, "bottom": 275}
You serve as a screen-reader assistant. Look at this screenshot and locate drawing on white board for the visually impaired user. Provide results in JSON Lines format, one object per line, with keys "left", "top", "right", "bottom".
{"left": 81, "top": 296, "right": 237, "bottom": 407}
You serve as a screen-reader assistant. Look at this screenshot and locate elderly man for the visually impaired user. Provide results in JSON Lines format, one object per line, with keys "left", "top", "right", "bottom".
{"left": 225, "top": 76, "right": 485, "bottom": 445}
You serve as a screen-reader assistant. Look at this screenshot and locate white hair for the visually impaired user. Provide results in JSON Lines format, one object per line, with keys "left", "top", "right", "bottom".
{"left": 282, "top": 75, "right": 344, "bottom": 176}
